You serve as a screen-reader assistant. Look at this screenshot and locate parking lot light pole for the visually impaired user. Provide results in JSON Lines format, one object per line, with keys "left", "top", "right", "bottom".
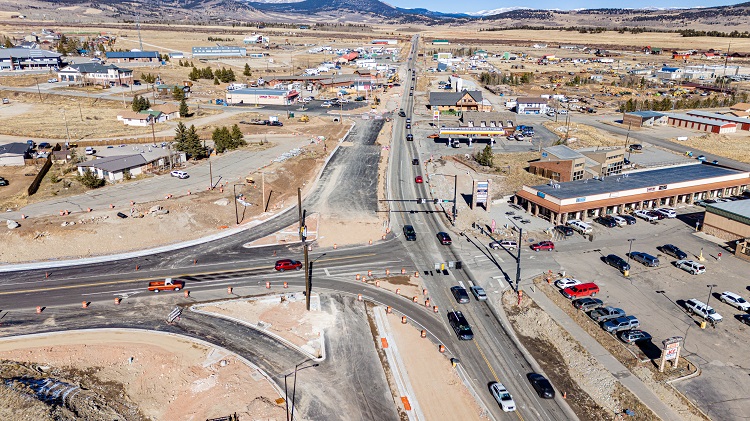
{"left": 506, "top": 215, "right": 523, "bottom": 292}
{"left": 285, "top": 362, "right": 319, "bottom": 421}
{"left": 705, "top": 284, "right": 718, "bottom": 323}
{"left": 625, "top": 238, "right": 636, "bottom": 270}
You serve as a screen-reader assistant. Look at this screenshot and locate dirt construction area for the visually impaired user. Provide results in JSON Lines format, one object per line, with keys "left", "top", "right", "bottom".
{"left": 0, "top": 330, "right": 285, "bottom": 421}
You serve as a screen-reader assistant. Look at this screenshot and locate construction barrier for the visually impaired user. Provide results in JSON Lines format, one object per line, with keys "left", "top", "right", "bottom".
{"left": 375, "top": 281, "right": 380, "bottom": 287}
{"left": 130, "top": 201, "right": 135, "bottom": 206}
{"left": 401, "top": 397, "right": 411, "bottom": 411}
{"left": 401, "top": 316, "right": 407, "bottom": 324}
{"left": 187, "top": 190, "right": 191, "bottom": 195}
{"left": 433, "top": 305, "right": 438, "bottom": 313}
{"left": 385, "top": 269, "right": 390, "bottom": 276}
{"left": 438, "top": 344, "right": 445, "bottom": 353}
{"left": 414, "top": 271, "right": 419, "bottom": 278}
{"left": 356, "top": 274, "right": 361, "bottom": 280}
{"left": 193, "top": 259, "right": 197, "bottom": 265}
{"left": 87, "top": 208, "right": 92, "bottom": 212}
{"left": 367, "top": 270, "right": 372, "bottom": 277}
{"left": 425, "top": 299, "right": 430, "bottom": 307}
{"left": 412, "top": 296, "right": 418, "bottom": 303}
{"left": 563, "top": 392, "right": 567, "bottom": 399}
{"left": 228, "top": 286, "right": 233, "bottom": 295}
{"left": 135, "top": 265, "right": 139, "bottom": 271}
{"left": 368, "top": 239, "right": 372, "bottom": 245}
{"left": 82, "top": 301, "right": 88, "bottom": 309}
{"left": 266, "top": 281, "right": 270, "bottom": 289}
{"left": 401, "top": 268, "right": 406, "bottom": 274}
{"left": 423, "top": 288, "right": 428, "bottom": 296}
{"left": 110, "top": 204, "right": 115, "bottom": 209}
{"left": 184, "top": 290, "right": 190, "bottom": 298}
{"left": 36, "top": 306, "right": 42, "bottom": 314}
{"left": 386, "top": 306, "right": 392, "bottom": 314}
{"left": 114, "top": 297, "right": 121, "bottom": 305}
{"left": 395, "top": 288, "right": 400, "bottom": 295}
{"left": 45, "top": 272, "right": 49, "bottom": 278}
{"left": 357, "top": 294, "right": 362, "bottom": 301}
{"left": 421, "top": 330, "right": 426, "bottom": 338}
{"left": 21, "top": 214, "right": 26, "bottom": 219}
{"left": 333, "top": 244, "right": 337, "bottom": 249}
{"left": 381, "top": 235, "right": 386, "bottom": 240}
{"left": 283, "top": 282, "right": 288, "bottom": 288}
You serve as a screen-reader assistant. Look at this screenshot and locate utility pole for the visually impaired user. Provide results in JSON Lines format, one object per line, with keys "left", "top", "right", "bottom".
{"left": 298, "top": 188, "right": 311, "bottom": 311}
{"left": 209, "top": 160, "right": 213, "bottom": 189}
{"left": 35, "top": 77, "right": 42, "bottom": 101}
{"left": 452, "top": 175, "right": 457, "bottom": 226}
{"left": 61, "top": 109, "right": 71, "bottom": 144}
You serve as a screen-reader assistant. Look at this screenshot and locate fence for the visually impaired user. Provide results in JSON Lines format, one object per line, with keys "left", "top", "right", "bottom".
{"left": 27, "top": 144, "right": 61, "bottom": 196}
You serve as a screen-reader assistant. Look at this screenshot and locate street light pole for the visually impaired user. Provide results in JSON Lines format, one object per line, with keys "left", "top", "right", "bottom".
{"left": 284, "top": 362, "right": 319, "bottom": 421}
{"left": 705, "top": 284, "right": 718, "bottom": 324}
{"left": 233, "top": 183, "right": 243, "bottom": 225}
{"left": 506, "top": 216, "right": 523, "bottom": 292}
{"left": 625, "top": 238, "right": 636, "bottom": 271}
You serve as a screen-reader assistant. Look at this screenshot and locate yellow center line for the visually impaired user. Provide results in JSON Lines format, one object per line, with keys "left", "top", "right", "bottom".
{"left": 473, "top": 340, "right": 499, "bottom": 383}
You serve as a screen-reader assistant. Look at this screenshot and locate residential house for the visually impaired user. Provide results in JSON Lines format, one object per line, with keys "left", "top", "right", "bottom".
{"left": 52, "top": 148, "right": 72, "bottom": 164}
{"left": 516, "top": 97, "right": 548, "bottom": 115}
{"left": 57, "top": 63, "right": 133, "bottom": 86}
{"left": 701, "top": 52, "right": 718, "bottom": 60}
{"left": 730, "top": 103, "right": 750, "bottom": 113}
{"left": 673, "top": 53, "right": 691, "bottom": 61}
{"left": 428, "top": 90, "right": 490, "bottom": 112}
{"left": 17, "top": 41, "right": 38, "bottom": 49}
{"left": 151, "top": 103, "right": 181, "bottom": 120}
{"left": 642, "top": 46, "right": 662, "bottom": 55}
{"left": 77, "top": 154, "right": 148, "bottom": 182}
{"left": 0, "top": 47, "right": 63, "bottom": 71}
{"left": 117, "top": 111, "right": 154, "bottom": 127}
{"left": 0, "top": 142, "right": 31, "bottom": 166}
{"left": 155, "top": 84, "right": 190, "bottom": 99}
{"left": 105, "top": 51, "right": 161, "bottom": 63}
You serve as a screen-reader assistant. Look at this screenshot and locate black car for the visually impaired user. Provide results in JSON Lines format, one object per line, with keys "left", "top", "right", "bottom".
{"left": 555, "top": 225, "right": 574, "bottom": 236}
{"left": 398, "top": 110, "right": 406, "bottom": 117}
{"left": 403, "top": 225, "right": 416, "bottom": 241}
{"left": 447, "top": 311, "right": 474, "bottom": 340}
{"left": 595, "top": 216, "right": 617, "bottom": 228}
{"left": 437, "top": 232, "right": 452, "bottom": 245}
{"left": 268, "top": 121, "right": 283, "bottom": 127}
{"left": 406, "top": 134, "right": 414, "bottom": 141}
{"left": 661, "top": 244, "right": 687, "bottom": 260}
{"left": 739, "top": 314, "right": 750, "bottom": 326}
{"left": 619, "top": 214, "right": 637, "bottom": 225}
{"left": 450, "top": 286, "right": 470, "bottom": 304}
{"left": 412, "top": 158, "right": 419, "bottom": 165}
{"left": 406, "top": 124, "right": 411, "bottom": 129}
{"left": 527, "top": 373, "right": 555, "bottom": 399}
{"left": 629, "top": 144, "right": 643, "bottom": 151}
{"left": 572, "top": 297, "right": 604, "bottom": 312}
{"left": 0, "top": 178, "right": 8, "bottom": 187}
{"left": 605, "top": 254, "right": 630, "bottom": 272}
{"left": 629, "top": 251, "right": 659, "bottom": 267}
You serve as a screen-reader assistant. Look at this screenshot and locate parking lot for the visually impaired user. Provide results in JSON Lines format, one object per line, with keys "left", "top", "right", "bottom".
{"left": 548, "top": 205, "right": 750, "bottom": 421}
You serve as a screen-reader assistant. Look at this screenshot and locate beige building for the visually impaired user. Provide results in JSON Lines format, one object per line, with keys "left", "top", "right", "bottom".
{"left": 528, "top": 145, "right": 625, "bottom": 182}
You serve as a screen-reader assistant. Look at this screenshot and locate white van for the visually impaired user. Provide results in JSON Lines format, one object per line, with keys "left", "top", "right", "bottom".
{"left": 566, "top": 219, "right": 593, "bottom": 234}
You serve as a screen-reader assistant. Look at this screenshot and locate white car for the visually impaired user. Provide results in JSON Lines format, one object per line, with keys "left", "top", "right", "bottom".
{"left": 338, "top": 98, "right": 349, "bottom": 103}
{"left": 84, "top": 146, "right": 94, "bottom": 155}
{"left": 554, "top": 278, "right": 582, "bottom": 290}
{"left": 489, "top": 382, "right": 516, "bottom": 412}
{"left": 557, "top": 108, "right": 568, "bottom": 114}
{"left": 675, "top": 260, "right": 706, "bottom": 275}
{"left": 321, "top": 102, "right": 332, "bottom": 108}
{"left": 611, "top": 215, "right": 627, "bottom": 226}
{"left": 170, "top": 170, "right": 189, "bottom": 179}
{"left": 489, "top": 239, "right": 517, "bottom": 250}
{"left": 655, "top": 208, "right": 677, "bottom": 218}
{"left": 634, "top": 210, "right": 657, "bottom": 222}
{"left": 719, "top": 291, "right": 750, "bottom": 311}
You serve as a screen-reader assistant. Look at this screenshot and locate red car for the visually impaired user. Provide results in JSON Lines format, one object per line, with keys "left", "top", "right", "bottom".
{"left": 530, "top": 241, "right": 555, "bottom": 251}
{"left": 274, "top": 259, "right": 302, "bottom": 271}
{"left": 415, "top": 176, "right": 423, "bottom": 183}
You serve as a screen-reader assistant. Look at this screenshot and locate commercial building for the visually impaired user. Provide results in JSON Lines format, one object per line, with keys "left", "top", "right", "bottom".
{"left": 57, "top": 63, "right": 133, "bottom": 86}
{"left": 429, "top": 90, "right": 490, "bottom": 112}
{"left": 666, "top": 113, "right": 736, "bottom": 134}
{"left": 226, "top": 88, "right": 298, "bottom": 105}
{"left": 686, "top": 110, "right": 750, "bottom": 131}
{"left": 105, "top": 51, "right": 161, "bottom": 63}
{"left": 622, "top": 111, "right": 668, "bottom": 127}
{"left": 516, "top": 97, "right": 548, "bottom": 115}
{"left": 460, "top": 111, "right": 513, "bottom": 128}
{"left": 0, "top": 47, "right": 63, "bottom": 70}
{"left": 703, "top": 200, "right": 750, "bottom": 242}
{"left": 192, "top": 46, "right": 246, "bottom": 58}
{"left": 528, "top": 145, "right": 625, "bottom": 182}
{"left": 514, "top": 163, "right": 750, "bottom": 225}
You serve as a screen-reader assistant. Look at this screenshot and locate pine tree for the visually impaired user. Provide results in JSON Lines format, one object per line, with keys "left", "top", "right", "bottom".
{"left": 174, "top": 122, "right": 187, "bottom": 150}
{"left": 179, "top": 99, "right": 189, "bottom": 118}
{"left": 172, "top": 86, "right": 185, "bottom": 101}
{"left": 131, "top": 95, "right": 143, "bottom": 112}
{"left": 184, "top": 125, "right": 205, "bottom": 159}
{"left": 213, "top": 127, "right": 228, "bottom": 153}
{"left": 214, "top": 76, "right": 220, "bottom": 85}
{"left": 230, "top": 124, "right": 245, "bottom": 148}
{"left": 188, "top": 67, "right": 199, "bottom": 81}
{"left": 243, "top": 63, "right": 251, "bottom": 77}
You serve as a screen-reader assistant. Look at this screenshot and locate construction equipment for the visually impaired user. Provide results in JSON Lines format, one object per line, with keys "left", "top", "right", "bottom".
{"left": 298, "top": 115, "right": 310, "bottom": 123}
{"left": 246, "top": 176, "right": 255, "bottom": 184}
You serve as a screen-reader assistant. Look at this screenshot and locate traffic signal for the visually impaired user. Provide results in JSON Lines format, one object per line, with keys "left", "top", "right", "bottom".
{"left": 433, "top": 198, "right": 439, "bottom": 204}
{"left": 417, "top": 198, "right": 426, "bottom": 204}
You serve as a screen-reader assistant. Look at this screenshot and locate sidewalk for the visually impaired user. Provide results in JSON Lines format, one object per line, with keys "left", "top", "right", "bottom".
{"left": 524, "top": 286, "right": 684, "bottom": 421}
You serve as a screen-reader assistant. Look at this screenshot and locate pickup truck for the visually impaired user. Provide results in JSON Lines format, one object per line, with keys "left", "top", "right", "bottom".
{"left": 148, "top": 278, "right": 185, "bottom": 292}
{"left": 603, "top": 315, "right": 640, "bottom": 333}
{"left": 589, "top": 306, "right": 625, "bottom": 323}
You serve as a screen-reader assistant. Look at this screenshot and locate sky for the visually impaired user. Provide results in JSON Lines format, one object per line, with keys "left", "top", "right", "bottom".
{"left": 384, "top": 0, "right": 737, "bottom": 14}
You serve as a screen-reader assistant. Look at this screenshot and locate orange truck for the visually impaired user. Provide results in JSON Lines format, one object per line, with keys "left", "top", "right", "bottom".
{"left": 148, "top": 278, "right": 185, "bottom": 293}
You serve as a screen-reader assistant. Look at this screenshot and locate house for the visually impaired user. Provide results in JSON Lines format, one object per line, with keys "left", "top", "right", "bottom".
{"left": 516, "top": 97, "right": 548, "bottom": 115}
{"left": 428, "top": 90, "right": 489, "bottom": 112}
{"left": 117, "top": 111, "right": 154, "bottom": 126}
{"left": 155, "top": 84, "right": 190, "bottom": 99}
{"left": 77, "top": 154, "right": 148, "bottom": 182}
{"left": 701, "top": 52, "right": 718, "bottom": 60}
{"left": 57, "top": 63, "right": 133, "bottom": 86}
{"left": 642, "top": 46, "right": 662, "bottom": 55}
{"left": 431, "top": 39, "right": 450, "bottom": 45}
{"left": 673, "top": 53, "right": 691, "bottom": 61}
{"left": 151, "top": 103, "right": 181, "bottom": 120}
{"left": 52, "top": 148, "right": 72, "bottom": 164}
{"left": 105, "top": 51, "right": 161, "bottom": 63}
{"left": 340, "top": 52, "right": 359, "bottom": 62}
{"left": 0, "top": 142, "right": 31, "bottom": 166}
{"left": 533, "top": 44, "right": 547, "bottom": 49}
{"left": 142, "top": 110, "right": 166, "bottom": 123}
{"left": 0, "top": 47, "right": 63, "bottom": 71}
{"left": 730, "top": 103, "right": 750, "bottom": 113}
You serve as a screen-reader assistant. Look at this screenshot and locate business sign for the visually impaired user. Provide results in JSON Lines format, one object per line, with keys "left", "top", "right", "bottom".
{"left": 537, "top": 191, "right": 546, "bottom": 198}
{"left": 660, "top": 336, "right": 683, "bottom": 372}
{"left": 576, "top": 197, "right": 586, "bottom": 203}
{"left": 659, "top": 185, "right": 668, "bottom": 190}
{"left": 472, "top": 180, "right": 491, "bottom": 210}
{"left": 433, "top": 110, "right": 440, "bottom": 120}
{"left": 647, "top": 187, "right": 656, "bottom": 192}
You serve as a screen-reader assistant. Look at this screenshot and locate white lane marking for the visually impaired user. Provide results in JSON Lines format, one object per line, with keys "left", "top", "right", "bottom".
{"left": 324, "top": 268, "right": 331, "bottom": 276}
{"left": 458, "top": 280, "right": 466, "bottom": 289}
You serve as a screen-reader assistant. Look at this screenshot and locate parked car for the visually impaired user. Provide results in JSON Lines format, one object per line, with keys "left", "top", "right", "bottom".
{"left": 647, "top": 210, "right": 666, "bottom": 220}
{"left": 685, "top": 298, "right": 722, "bottom": 323}
{"left": 489, "top": 382, "right": 516, "bottom": 412}
{"left": 739, "top": 315, "right": 750, "bottom": 326}
{"left": 170, "top": 170, "right": 189, "bottom": 179}
{"left": 611, "top": 215, "right": 627, "bottom": 226}
{"left": 603, "top": 315, "right": 640, "bottom": 333}
{"left": 527, "top": 373, "right": 555, "bottom": 399}
{"left": 595, "top": 216, "right": 617, "bottom": 228}
{"left": 572, "top": 297, "right": 604, "bottom": 312}
{"left": 675, "top": 260, "right": 705, "bottom": 275}
{"left": 0, "top": 178, "right": 8, "bottom": 187}
{"left": 619, "top": 330, "right": 652, "bottom": 344}
{"left": 530, "top": 241, "right": 555, "bottom": 251}
{"left": 605, "top": 254, "right": 630, "bottom": 272}
{"left": 398, "top": 110, "right": 406, "bottom": 117}
{"left": 628, "top": 144, "right": 643, "bottom": 151}
{"left": 47, "top": 78, "right": 58, "bottom": 83}
{"left": 450, "top": 286, "right": 470, "bottom": 304}
{"left": 555, "top": 225, "right": 574, "bottom": 236}
{"left": 619, "top": 214, "right": 637, "bottom": 225}
{"left": 554, "top": 278, "right": 582, "bottom": 290}
{"left": 274, "top": 259, "right": 302, "bottom": 271}
{"left": 629, "top": 251, "right": 659, "bottom": 267}
{"left": 489, "top": 239, "right": 517, "bottom": 250}
{"left": 590, "top": 306, "right": 626, "bottom": 323}
{"left": 634, "top": 210, "right": 657, "bottom": 222}
{"left": 402, "top": 225, "right": 416, "bottom": 241}
{"left": 655, "top": 208, "right": 677, "bottom": 218}
{"left": 562, "top": 282, "right": 600, "bottom": 299}
{"left": 447, "top": 310, "right": 474, "bottom": 340}
{"left": 719, "top": 291, "right": 750, "bottom": 311}
{"left": 661, "top": 244, "right": 687, "bottom": 260}
{"left": 38, "top": 142, "right": 51, "bottom": 149}
{"left": 436, "top": 232, "right": 452, "bottom": 245}
{"left": 415, "top": 175, "right": 423, "bottom": 183}
{"left": 84, "top": 146, "right": 95, "bottom": 155}
{"left": 470, "top": 286, "right": 487, "bottom": 301}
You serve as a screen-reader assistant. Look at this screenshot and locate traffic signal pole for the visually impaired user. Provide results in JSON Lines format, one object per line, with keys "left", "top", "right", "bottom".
{"left": 298, "top": 188, "right": 311, "bottom": 311}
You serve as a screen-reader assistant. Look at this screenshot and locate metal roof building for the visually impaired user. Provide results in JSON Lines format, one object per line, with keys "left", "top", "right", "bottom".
{"left": 225, "top": 88, "right": 298, "bottom": 105}
{"left": 192, "top": 46, "right": 247, "bottom": 57}
{"left": 0, "top": 47, "right": 62, "bottom": 70}
{"left": 105, "top": 51, "right": 161, "bottom": 62}
{"left": 515, "top": 163, "right": 750, "bottom": 225}
{"left": 666, "top": 113, "right": 736, "bottom": 134}
{"left": 687, "top": 110, "right": 750, "bottom": 131}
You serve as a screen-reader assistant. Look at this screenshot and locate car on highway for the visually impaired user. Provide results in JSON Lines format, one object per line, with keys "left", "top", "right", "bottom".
{"left": 562, "top": 282, "right": 599, "bottom": 299}
{"left": 655, "top": 208, "right": 677, "bottom": 218}
{"left": 447, "top": 310, "right": 474, "bottom": 340}
{"left": 527, "top": 373, "right": 555, "bottom": 399}
{"left": 406, "top": 123, "right": 411, "bottom": 129}
{"left": 436, "top": 232, "right": 452, "bottom": 245}
{"left": 406, "top": 134, "right": 414, "bottom": 141}
{"left": 661, "top": 244, "right": 687, "bottom": 260}
{"left": 603, "top": 315, "right": 640, "bottom": 333}
{"left": 618, "top": 214, "right": 637, "bottom": 225}
{"left": 628, "top": 144, "right": 643, "bottom": 151}
{"left": 489, "top": 239, "right": 517, "bottom": 250}
{"left": 555, "top": 278, "right": 582, "bottom": 289}
{"left": 634, "top": 210, "right": 658, "bottom": 222}
{"left": 170, "top": 170, "right": 189, "bottom": 179}
{"left": 398, "top": 110, "right": 406, "bottom": 117}
{"left": 321, "top": 102, "right": 333, "bottom": 108}
{"left": 555, "top": 225, "right": 574, "bottom": 236}
{"left": 409, "top": 92, "right": 413, "bottom": 96}
{"left": 572, "top": 297, "right": 603, "bottom": 312}
{"left": 618, "top": 330, "right": 652, "bottom": 344}
{"left": 450, "top": 286, "right": 470, "bottom": 304}
{"left": 530, "top": 241, "right": 554, "bottom": 251}
{"left": 675, "top": 260, "right": 705, "bottom": 275}
{"left": 274, "top": 259, "right": 302, "bottom": 272}
{"left": 605, "top": 254, "right": 630, "bottom": 272}
{"left": 696, "top": 155, "right": 706, "bottom": 161}
{"left": 629, "top": 251, "right": 659, "bottom": 267}
{"left": 595, "top": 215, "right": 617, "bottom": 228}
{"left": 412, "top": 158, "right": 419, "bottom": 165}
{"left": 415, "top": 176, "right": 423, "bottom": 183}
{"left": 489, "top": 382, "right": 516, "bottom": 412}
{"left": 85, "top": 146, "right": 95, "bottom": 155}
{"left": 402, "top": 225, "right": 416, "bottom": 241}
{"left": 719, "top": 291, "right": 750, "bottom": 311}
{"left": 470, "top": 286, "right": 487, "bottom": 301}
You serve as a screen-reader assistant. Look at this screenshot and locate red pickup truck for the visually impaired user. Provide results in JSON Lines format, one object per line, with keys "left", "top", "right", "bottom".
{"left": 148, "top": 278, "right": 185, "bottom": 293}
